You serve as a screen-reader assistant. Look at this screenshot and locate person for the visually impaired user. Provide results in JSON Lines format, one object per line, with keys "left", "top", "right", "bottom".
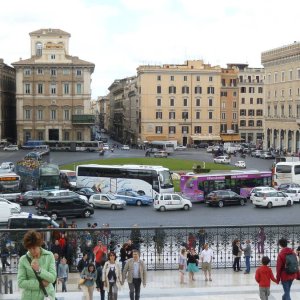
{"left": 257, "top": 227, "right": 266, "bottom": 254}
{"left": 186, "top": 247, "right": 199, "bottom": 281}
{"left": 130, "top": 224, "right": 143, "bottom": 251}
{"left": 120, "top": 242, "right": 129, "bottom": 271}
{"left": 197, "top": 228, "right": 207, "bottom": 253}
{"left": 232, "top": 239, "right": 242, "bottom": 272}
{"left": 77, "top": 252, "right": 89, "bottom": 273}
{"left": 102, "top": 251, "right": 122, "bottom": 300}
{"left": 80, "top": 262, "right": 97, "bottom": 300}
{"left": 187, "top": 233, "right": 196, "bottom": 251}
{"left": 242, "top": 239, "right": 252, "bottom": 274}
{"left": 17, "top": 230, "right": 57, "bottom": 300}
{"left": 122, "top": 249, "right": 147, "bottom": 300}
{"left": 96, "top": 263, "right": 105, "bottom": 300}
{"left": 276, "top": 238, "right": 298, "bottom": 300}
{"left": 178, "top": 247, "right": 187, "bottom": 284}
{"left": 57, "top": 257, "right": 69, "bottom": 292}
{"left": 93, "top": 240, "right": 107, "bottom": 268}
{"left": 255, "top": 256, "right": 277, "bottom": 300}
{"left": 0, "top": 244, "right": 10, "bottom": 271}
{"left": 200, "top": 243, "right": 213, "bottom": 281}
{"left": 153, "top": 226, "right": 165, "bottom": 255}
{"left": 53, "top": 253, "right": 60, "bottom": 291}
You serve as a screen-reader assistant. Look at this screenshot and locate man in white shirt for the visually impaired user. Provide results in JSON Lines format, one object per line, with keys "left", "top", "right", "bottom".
{"left": 200, "top": 243, "right": 213, "bottom": 281}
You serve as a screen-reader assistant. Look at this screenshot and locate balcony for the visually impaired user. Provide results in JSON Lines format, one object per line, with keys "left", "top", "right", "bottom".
{"left": 72, "top": 114, "right": 95, "bottom": 124}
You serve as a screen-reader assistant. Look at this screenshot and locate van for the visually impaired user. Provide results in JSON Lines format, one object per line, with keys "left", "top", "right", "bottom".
{"left": 0, "top": 202, "right": 14, "bottom": 224}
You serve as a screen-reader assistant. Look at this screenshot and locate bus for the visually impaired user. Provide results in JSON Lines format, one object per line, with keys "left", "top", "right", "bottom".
{"left": 46, "top": 141, "right": 101, "bottom": 152}
{"left": 76, "top": 164, "right": 174, "bottom": 197}
{"left": 180, "top": 170, "right": 272, "bottom": 203}
{"left": 60, "top": 169, "right": 77, "bottom": 189}
{"left": 147, "top": 141, "right": 176, "bottom": 155}
{"left": 273, "top": 162, "right": 300, "bottom": 188}
{"left": 22, "top": 140, "right": 46, "bottom": 149}
{"left": 0, "top": 173, "right": 21, "bottom": 201}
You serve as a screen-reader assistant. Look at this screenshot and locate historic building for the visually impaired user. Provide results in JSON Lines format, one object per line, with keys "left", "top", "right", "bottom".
{"left": 12, "top": 28, "right": 95, "bottom": 144}
{"left": 262, "top": 42, "right": 300, "bottom": 153}
{"left": 0, "top": 59, "right": 16, "bottom": 142}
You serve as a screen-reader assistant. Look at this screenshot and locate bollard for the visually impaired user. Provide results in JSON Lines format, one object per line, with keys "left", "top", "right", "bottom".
{"left": 4, "top": 275, "right": 8, "bottom": 294}
{"left": 9, "top": 279, "right": 13, "bottom": 294}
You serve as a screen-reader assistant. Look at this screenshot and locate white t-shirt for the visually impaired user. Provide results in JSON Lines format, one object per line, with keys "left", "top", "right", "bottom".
{"left": 201, "top": 248, "right": 213, "bottom": 263}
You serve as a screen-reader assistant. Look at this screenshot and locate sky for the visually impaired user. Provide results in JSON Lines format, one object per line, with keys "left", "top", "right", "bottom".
{"left": 1, "top": 0, "right": 300, "bottom": 99}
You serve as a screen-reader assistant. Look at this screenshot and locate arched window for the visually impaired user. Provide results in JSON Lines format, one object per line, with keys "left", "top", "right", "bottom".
{"left": 36, "top": 42, "right": 42, "bottom": 56}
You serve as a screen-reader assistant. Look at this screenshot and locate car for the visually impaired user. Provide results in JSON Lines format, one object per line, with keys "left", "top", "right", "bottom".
{"left": 36, "top": 196, "right": 94, "bottom": 220}
{"left": 213, "top": 156, "right": 231, "bottom": 164}
{"left": 249, "top": 186, "right": 277, "bottom": 201}
{"left": 234, "top": 161, "right": 246, "bottom": 168}
{"left": 259, "top": 152, "right": 273, "bottom": 159}
{"left": 116, "top": 190, "right": 153, "bottom": 206}
{"left": 284, "top": 188, "right": 300, "bottom": 203}
{"left": 195, "top": 143, "right": 209, "bottom": 149}
{"left": 0, "top": 162, "right": 15, "bottom": 171}
{"left": 7, "top": 212, "right": 59, "bottom": 229}
{"left": 206, "top": 146, "right": 214, "bottom": 153}
{"left": 16, "top": 191, "right": 49, "bottom": 206}
{"left": 145, "top": 148, "right": 159, "bottom": 156}
{"left": 3, "top": 145, "right": 19, "bottom": 151}
{"left": 154, "top": 150, "right": 168, "bottom": 158}
{"left": 88, "top": 193, "right": 126, "bottom": 210}
{"left": 44, "top": 189, "right": 88, "bottom": 202}
{"left": 277, "top": 183, "right": 300, "bottom": 191}
{"left": 0, "top": 197, "right": 21, "bottom": 213}
{"left": 251, "top": 190, "right": 293, "bottom": 208}
{"left": 205, "top": 190, "right": 247, "bottom": 207}
{"left": 102, "top": 144, "right": 110, "bottom": 150}
{"left": 251, "top": 150, "right": 263, "bottom": 157}
{"left": 121, "top": 145, "right": 130, "bottom": 150}
{"left": 24, "top": 152, "right": 41, "bottom": 160}
{"left": 76, "top": 187, "right": 100, "bottom": 200}
{"left": 153, "top": 193, "right": 192, "bottom": 211}
{"left": 175, "top": 145, "right": 187, "bottom": 151}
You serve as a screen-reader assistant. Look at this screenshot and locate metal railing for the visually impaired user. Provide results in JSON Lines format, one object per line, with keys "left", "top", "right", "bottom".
{"left": 1, "top": 224, "right": 299, "bottom": 274}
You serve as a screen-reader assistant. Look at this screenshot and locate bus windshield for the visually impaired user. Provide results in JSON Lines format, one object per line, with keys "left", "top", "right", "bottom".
{"left": 159, "top": 170, "right": 174, "bottom": 189}
{"left": 276, "top": 165, "right": 292, "bottom": 173}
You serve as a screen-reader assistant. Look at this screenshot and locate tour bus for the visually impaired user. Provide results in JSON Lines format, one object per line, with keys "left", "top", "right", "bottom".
{"left": 60, "top": 169, "right": 77, "bottom": 188}
{"left": 46, "top": 141, "right": 101, "bottom": 152}
{"left": 273, "top": 161, "right": 300, "bottom": 188}
{"left": 180, "top": 170, "right": 272, "bottom": 202}
{"left": 76, "top": 164, "right": 174, "bottom": 197}
{"left": 22, "top": 140, "right": 46, "bottom": 149}
{"left": 147, "top": 141, "right": 176, "bottom": 155}
{"left": 0, "top": 172, "right": 21, "bottom": 201}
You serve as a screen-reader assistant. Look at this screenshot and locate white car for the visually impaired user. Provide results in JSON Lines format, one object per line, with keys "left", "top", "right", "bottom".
{"left": 3, "top": 145, "right": 19, "bottom": 151}
{"left": 154, "top": 193, "right": 192, "bottom": 212}
{"left": 213, "top": 156, "right": 231, "bottom": 164}
{"left": 206, "top": 146, "right": 214, "bottom": 153}
{"left": 235, "top": 161, "right": 246, "bottom": 168}
{"left": 102, "top": 144, "right": 110, "bottom": 150}
{"left": 89, "top": 193, "right": 126, "bottom": 210}
{"left": 249, "top": 186, "right": 277, "bottom": 201}
{"left": 121, "top": 145, "right": 130, "bottom": 150}
{"left": 0, "top": 197, "right": 21, "bottom": 213}
{"left": 252, "top": 190, "right": 293, "bottom": 208}
{"left": 154, "top": 150, "right": 168, "bottom": 158}
{"left": 284, "top": 188, "right": 300, "bottom": 203}
{"left": 175, "top": 145, "right": 187, "bottom": 151}
{"left": 0, "top": 162, "right": 15, "bottom": 171}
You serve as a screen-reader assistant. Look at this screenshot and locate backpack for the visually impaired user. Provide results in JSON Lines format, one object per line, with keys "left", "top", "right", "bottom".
{"left": 285, "top": 253, "right": 299, "bottom": 274}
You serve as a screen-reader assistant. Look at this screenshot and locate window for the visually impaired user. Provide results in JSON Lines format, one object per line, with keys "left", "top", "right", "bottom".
{"left": 289, "top": 105, "right": 292, "bottom": 117}
{"left": 240, "top": 109, "right": 246, "bottom": 116}
{"left": 249, "top": 87, "right": 255, "bottom": 93}
{"left": 183, "top": 98, "right": 188, "bottom": 106}
{"left": 25, "top": 83, "right": 31, "bottom": 94}
{"left": 220, "top": 124, "right": 227, "bottom": 133}
{"left": 76, "top": 83, "right": 82, "bottom": 94}
{"left": 209, "top": 76, "right": 213, "bottom": 82}
{"left": 182, "top": 126, "right": 189, "bottom": 134}
{"left": 207, "top": 87, "right": 215, "bottom": 94}
{"left": 50, "top": 110, "right": 57, "bottom": 120}
{"left": 274, "top": 72, "right": 278, "bottom": 83}
{"left": 209, "top": 98, "right": 213, "bottom": 106}
{"left": 36, "top": 42, "right": 42, "bottom": 56}
{"left": 233, "top": 112, "right": 237, "bottom": 120}
{"left": 183, "top": 76, "right": 187, "bottom": 81}
{"left": 248, "top": 120, "right": 254, "bottom": 127}
{"left": 248, "top": 109, "right": 254, "bottom": 116}
{"left": 233, "top": 91, "right": 237, "bottom": 97}
{"left": 289, "top": 88, "right": 292, "bottom": 96}
{"left": 268, "top": 74, "right": 271, "bottom": 83}
{"left": 281, "top": 71, "right": 285, "bottom": 82}
{"left": 170, "top": 98, "right": 175, "bottom": 106}
{"left": 241, "top": 98, "right": 245, "bottom": 104}
{"left": 50, "top": 54, "right": 56, "bottom": 60}
{"left": 157, "top": 98, "right": 161, "bottom": 106}
{"left": 182, "top": 112, "right": 188, "bottom": 119}
{"left": 221, "top": 112, "right": 226, "bottom": 119}
{"left": 50, "top": 84, "right": 56, "bottom": 95}
{"left": 233, "top": 101, "right": 237, "bottom": 108}
{"left": 24, "top": 109, "right": 31, "bottom": 120}
{"left": 169, "top": 126, "right": 176, "bottom": 134}
{"left": 156, "top": 112, "right": 162, "bottom": 119}
{"left": 64, "top": 83, "right": 69, "bottom": 94}
{"left": 24, "top": 68, "right": 31, "bottom": 75}
{"left": 195, "top": 86, "right": 202, "bottom": 94}
{"left": 76, "top": 69, "right": 82, "bottom": 76}
{"left": 208, "top": 126, "right": 212, "bottom": 133}
{"left": 274, "top": 105, "right": 278, "bottom": 116}
{"left": 157, "top": 86, "right": 161, "bottom": 94}
{"left": 156, "top": 126, "right": 163, "bottom": 134}
{"left": 257, "top": 98, "right": 263, "bottom": 104}
{"left": 157, "top": 75, "right": 161, "bottom": 81}
{"left": 257, "top": 120, "right": 263, "bottom": 127}
{"left": 64, "top": 110, "right": 70, "bottom": 120}
{"left": 169, "top": 112, "right": 175, "bottom": 119}
{"left": 289, "top": 70, "right": 293, "bottom": 80}
{"left": 196, "top": 75, "right": 200, "bottom": 81}
{"left": 256, "top": 110, "right": 263, "bottom": 116}
{"left": 170, "top": 76, "right": 174, "bottom": 81}
{"left": 37, "top": 84, "right": 43, "bottom": 94}
{"left": 250, "top": 98, "right": 253, "bottom": 104}
{"left": 37, "top": 110, "right": 43, "bottom": 120}
{"left": 196, "top": 98, "right": 201, "bottom": 106}
{"left": 194, "top": 126, "right": 201, "bottom": 134}
{"left": 221, "top": 102, "right": 225, "bottom": 109}
{"left": 195, "top": 111, "right": 200, "bottom": 119}
{"left": 221, "top": 91, "right": 227, "bottom": 96}
{"left": 37, "top": 68, "right": 43, "bottom": 75}
{"left": 281, "top": 105, "right": 285, "bottom": 117}
{"left": 182, "top": 86, "right": 189, "bottom": 94}
{"left": 77, "top": 132, "right": 82, "bottom": 141}
{"left": 240, "top": 87, "right": 246, "bottom": 93}
{"left": 63, "top": 68, "right": 70, "bottom": 75}
{"left": 37, "top": 131, "right": 44, "bottom": 140}
{"left": 208, "top": 111, "right": 213, "bottom": 119}
{"left": 51, "top": 68, "right": 57, "bottom": 76}
{"left": 240, "top": 120, "right": 246, "bottom": 126}
{"left": 63, "top": 131, "right": 70, "bottom": 141}
{"left": 268, "top": 106, "right": 270, "bottom": 116}
{"left": 169, "top": 86, "right": 176, "bottom": 94}
{"left": 281, "top": 89, "right": 284, "bottom": 97}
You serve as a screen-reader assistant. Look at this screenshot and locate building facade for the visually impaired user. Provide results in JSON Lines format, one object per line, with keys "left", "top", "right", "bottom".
{"left": 12, "top": 28, "right": 95, "bottom": 144}
{"left": 262, "top": 42, "right": 300, "bottom": 153}
{"left": 0, "top": 59, "right": 16, "bottom": 142}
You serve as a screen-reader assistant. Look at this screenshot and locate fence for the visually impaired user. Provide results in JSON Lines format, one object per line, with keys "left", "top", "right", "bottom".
{"left": 1, "top": 224, "right": 300, "bottom": 274}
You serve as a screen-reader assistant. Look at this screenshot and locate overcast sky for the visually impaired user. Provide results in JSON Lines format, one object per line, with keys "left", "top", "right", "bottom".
{"left": 1, "top": 0, "right": 300, "bottom": 99}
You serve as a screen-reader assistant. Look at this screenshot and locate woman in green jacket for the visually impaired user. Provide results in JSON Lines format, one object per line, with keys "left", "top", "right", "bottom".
{"left": 17, "top": 230, "right": 57, "bottom": 300}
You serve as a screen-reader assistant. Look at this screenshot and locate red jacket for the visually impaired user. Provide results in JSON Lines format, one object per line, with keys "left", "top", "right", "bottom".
{"left": 255, "top": 265, "right": 277, "bottom": 287}
{"left": 276, "top": 247, "right": 298, "bottom": 283}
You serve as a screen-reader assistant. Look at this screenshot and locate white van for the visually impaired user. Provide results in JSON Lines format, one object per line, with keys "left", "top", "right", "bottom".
{"left": 0, "top": 202, "right": 15, "bottom": 224}
{"left": 154, "top": 193, "right": 192, "bottom": 212}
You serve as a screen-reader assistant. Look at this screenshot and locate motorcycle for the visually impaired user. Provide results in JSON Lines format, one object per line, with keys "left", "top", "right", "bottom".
{"left": 99, "top": 149, "right": 105, "bottom": 156}
{"left": 110, "top": 148, "right": 114, "bottom": 153}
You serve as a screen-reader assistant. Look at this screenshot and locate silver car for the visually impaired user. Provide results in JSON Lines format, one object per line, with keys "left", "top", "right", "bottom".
{"left": 88, "top": 193, "right": 126, "bottom": 210}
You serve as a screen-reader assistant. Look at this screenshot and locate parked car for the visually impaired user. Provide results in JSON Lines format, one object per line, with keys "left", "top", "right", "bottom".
{"left": 277, "top": 183, "right": 300, "bottom": 191}
{"left": 0, "top": 197, "right": 21, "bottom": 213}
{"left": 88, "top": 193, "right": 126, "bottom": 210}
{"left": 213, "top": 156, "right": 231, "bottom": 164}
{"left": 195, "top": 143, "right": 209, "bottom": 149}
{"left": 234, "top": 160, "right": 246, "bottom": 168}
{"left": 154, "top": 150, "right": 168, "bottom": 158}
{"left": 121, "top": 145, "right": 130, "bottom": 150}
{"left": 251, "top": 150, "right": 263, "bottom": 157}
{"left": 16, "top": 190, "right": 49, "bottom": 206}
{"left": 284, "top": 188, "right": 300, "bottom": 203}
{"left": 175, "top": 145, "right": 187, "bottom": 151}
{"left": 36, "top": 196, "right": 94, "bottom": 220}
{"left": 76, "top": 187, "right": 100, "bottom": 200}
{"left": 206, "top": 146, "right": 214, "bottom": 153}
{"left": 3, "top": 145, "right": 19, "bottom": 151}
{"left": 116, "top": 190, "right": 153, "bottom": 206}
{"left": 249, "top": 186, "right": 277, "bottom": 201}
{"left": 259, "top": 152, "right": 273, "bottom": 159}
{"left": 205, "top": 190, "right": 247, "bottom": 207}
{"left": 252, "top": 190, "right": 293, "bottom": 208}
{"left": 153, "top": 193, "right": 192, "bottom": 212}
{"left": 44, "top": 189, "right": 88, "bottom": 202}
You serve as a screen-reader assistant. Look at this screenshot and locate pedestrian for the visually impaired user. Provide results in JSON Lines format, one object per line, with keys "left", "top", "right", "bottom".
{"left": 96, "top": 263, "right": 105, "bottom": 300}
{"left": 53, "top": 253, "right": 60, "bottom": 291}
{"left": 257, "top": 227, "right": 266, "bottom": 254}
{"left": 57, "top": 257, "right": 69, "bottom": 292}
{"left": 17, "top": 230, "right": 57, "bottom": 300}
{"left": 276, "top": 238, "right": 299, "bottom": 300}
{"left": 187, "top": 232, "right": 196, "bottom": 251}
{"left": 178, "top": 247, "right": 187, "bottom": 284}
{"left": 242, "top": 239, "right": 252, "bottom": 274}
{"left": 77, "top": 252, "right": 89, "bottom": 273}
{"left": 0, "top": 244, "right": 10, "bottom": 271}
{"left": 120, "top": 242, "right": 131, "bottom": 271}
{"left": 200, "top": 243, "right": 213, "bottom": 281}
{"left": 187, "top": 247, "right": 199, "bottom": 281}
{"left": 153, "top": 226, "right": 165, "bottom": 255}
{"left": 197, "top": 228, "right": 207, "bottom": 253}
{"left": 80, "top": 262, "right": 97, "bottom": 300}
{"left": 232, "top": 239, "right": 242, "bottom": 272}
{"left": 255, "top": 256, "right": 277, "bottom": 300}
{"left": 93, "top": 240, "right": 107, "bottom": 268}
{"left": 122, "top": 249, "right": 147, "bottom": 300}
{"left": 130, "top": 224, "right": 143, "bottom": 251}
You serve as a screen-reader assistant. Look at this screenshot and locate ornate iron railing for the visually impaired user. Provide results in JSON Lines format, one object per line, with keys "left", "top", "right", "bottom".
{"left": 1, "top": 224, "right": 299, "bottom": 273}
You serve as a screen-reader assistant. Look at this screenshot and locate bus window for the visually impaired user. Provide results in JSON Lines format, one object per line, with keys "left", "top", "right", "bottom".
{"left": 276, "top": 165, "right": 292, "bottom": 173}
{"left": 295, "top": 166, "right": 300, "bottom": 174}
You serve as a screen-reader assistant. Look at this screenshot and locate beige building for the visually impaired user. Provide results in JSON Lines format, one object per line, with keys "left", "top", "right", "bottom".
{"left": 0, "top": 59, "right": 16, "bottom": 142}
{"left": 96, "top": 95, "right": 110, "bottom": 132}
{"left": 137, "top": 60, "right": 222, "bottom": 146}
{"left": 12, "top": 28, "right": 95, "bottom": 144}
{"left": 262, "top": 42, "right": 300, "bottom": 153}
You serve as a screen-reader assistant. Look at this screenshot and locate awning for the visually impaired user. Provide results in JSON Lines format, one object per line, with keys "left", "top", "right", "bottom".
{"left": 191, "top": 135, "right": 221, "bottom": 141}
{"left": 221, "top": 134, "right": 244, "bottom": 142}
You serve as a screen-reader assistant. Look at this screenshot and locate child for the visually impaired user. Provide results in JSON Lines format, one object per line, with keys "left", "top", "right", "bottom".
{"left": 255, "top": 256, "right": 277, "bottom": 300}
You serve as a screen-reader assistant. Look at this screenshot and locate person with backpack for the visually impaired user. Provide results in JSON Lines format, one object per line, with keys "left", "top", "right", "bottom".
{"left": 276, "top": 238, "right": 299, "bottom": 300}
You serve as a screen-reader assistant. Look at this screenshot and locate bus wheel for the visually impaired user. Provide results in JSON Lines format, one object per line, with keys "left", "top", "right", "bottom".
{"left": 183, "top": 204, "right": 190, "bottom": 211}
{"left": 267, "top": 202, "right": 273, "bottom": 209}
{"left": 51, "top": 213, "right": 58, "bottom": 220}
{"left": 287, "top": 200, "right": 292, "bottom": 207}
{"left": 111, "top": 204, "right": 117, "bottom": 210}
{"left": 27, "top": 199, "right": 34, "bottom": 206}
{"left": 218, "top": 201, "right": 224, "bottom": 208}
{"left": 83, "top": 210, "right": 91, "bottom": 218}
{"left": 137, "top": 190, "right": 145, "bottom": 196}
{"left": 159, "top": 206, "right": 166, "bottom": 212}
{"left": 136, "top": 200, "right": 142, "bottom": 206}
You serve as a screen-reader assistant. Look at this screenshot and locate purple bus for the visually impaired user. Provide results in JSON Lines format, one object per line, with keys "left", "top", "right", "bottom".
{"left": 180, "top": 170, "right": 272, "bottom": 203}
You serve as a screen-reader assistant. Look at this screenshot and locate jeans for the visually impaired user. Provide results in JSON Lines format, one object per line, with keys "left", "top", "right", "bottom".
{"left": 245, "top": 256, "right": 250, "bottom": 273}
{"left": 282, "top": 280, "right": 293, "bottom": 300}
{"left": 129, "top": 278, "right": 141, "bottom": 300}
{"left": 60, "top": 277, "right": 67, "bottom": 292}
{"left": 233, "top": 257, "right": 241, "bottom": 271}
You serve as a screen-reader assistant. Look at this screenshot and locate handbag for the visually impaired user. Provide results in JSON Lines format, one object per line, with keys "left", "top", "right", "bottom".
{"left": 78, "top": 278, "right": 86, "bottom": 285}
{"left": 26, "top": 255, "right": 50, "bottom": 299}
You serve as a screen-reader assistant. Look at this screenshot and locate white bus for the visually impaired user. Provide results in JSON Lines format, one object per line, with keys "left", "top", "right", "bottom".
{"left": 0, "top": 172, "right": 21, "bottom": 201}
{"left": 273, "top": 162, "right": 300, "bottom": 187}
{"left": 148, "top": 141, "right": 176, "bottom": 155}
{"left": 76, "top": 164, "right": 174, "bottom": 197}
{"left": 46, "top": 141, "right": 101, "bottom": 152}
